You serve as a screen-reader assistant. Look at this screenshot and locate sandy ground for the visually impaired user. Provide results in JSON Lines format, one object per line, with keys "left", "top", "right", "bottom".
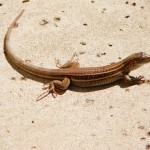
{"left": 0, "top": 0, "right": 150, "bottom": 150}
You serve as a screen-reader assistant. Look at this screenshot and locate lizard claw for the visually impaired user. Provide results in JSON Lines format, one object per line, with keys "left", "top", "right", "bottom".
{"left": 135, "top": 75, "right": 145, "bottom": 84}
{"left": 36, "top": 83, "right": 58, "bottom": 101}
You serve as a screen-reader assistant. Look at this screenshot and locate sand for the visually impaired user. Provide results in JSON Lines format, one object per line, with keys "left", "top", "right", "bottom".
{"left": 0, "top": 0, "right": 150, "bottom": 150}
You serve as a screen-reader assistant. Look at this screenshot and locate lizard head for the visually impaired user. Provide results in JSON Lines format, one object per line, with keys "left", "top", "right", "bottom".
{"left": 135, "top": 52, "right": 150, "bottom": 63}
{"left": 128, "top": 52, "right": 150, "bottom": 71}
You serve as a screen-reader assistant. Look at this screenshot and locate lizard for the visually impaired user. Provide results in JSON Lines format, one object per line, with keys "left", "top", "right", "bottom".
{"left": 4, "top": 10, "right": 150, "bottom": 101}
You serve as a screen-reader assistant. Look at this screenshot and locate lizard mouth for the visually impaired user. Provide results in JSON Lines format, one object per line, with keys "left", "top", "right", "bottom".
{"left": 142, "top": 53, "right": 150, "bottom": 62}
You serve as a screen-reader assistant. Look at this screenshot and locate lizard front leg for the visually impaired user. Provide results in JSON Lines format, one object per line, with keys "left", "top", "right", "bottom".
{"left": 37, "top": 77, "right": 70, "bottom": 101}
{"left": 124, "top": 74, "right": 149, "bottom": 85}
{"left": 55, "top": 53, "right": 80, "bottom": 69}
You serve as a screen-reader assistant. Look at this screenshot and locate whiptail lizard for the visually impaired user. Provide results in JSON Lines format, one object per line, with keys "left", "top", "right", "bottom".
{"left": 4, "top": 10, "right": 150, "bottom": 101}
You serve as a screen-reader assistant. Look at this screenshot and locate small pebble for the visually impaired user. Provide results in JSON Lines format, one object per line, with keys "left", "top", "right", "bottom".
{"left": 132, "top": 3, "right": 136, "bottom": 6}
{"left": 79, "top": 51, "right": 85, "bottom": 54}
{"left": 22, "top": 0, "right": 29, "bottom": 3}
{"left": 39, "top": 20, "right": 48, "bottom": 25}
{"left": 83, "top": 23, "right": 88, "bottom": 26}
{"left": 54, "top": 17, "right": 61, "bottom": 22}
{"left": 20, "top": 76, "right": 27, "bottom": 81}
{"left": 125, "top": 15, "right": 130, "bottom": 18}
{"left": 80, "top": 41, "right": 86, "bottom": 45}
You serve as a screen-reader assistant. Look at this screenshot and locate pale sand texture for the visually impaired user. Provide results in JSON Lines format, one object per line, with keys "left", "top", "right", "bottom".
{"left": 0, "top": 0, "right": 150, "bottom": 150}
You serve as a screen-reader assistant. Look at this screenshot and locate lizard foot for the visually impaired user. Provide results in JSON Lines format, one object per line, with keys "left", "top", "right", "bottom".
{"left": 124, "top": 75, "right": 148, "bottom": 85}
{"left": 133, "top": 76, "right": 145, "bottom": 84}
{"left": 36, "top": 78, "right": 70, "bottom": 101}
{"left": 124, "top": 75, "right": 147, "bottom": 85}
{"left": 36, "top": 82, "right": 59, "bottom": 101}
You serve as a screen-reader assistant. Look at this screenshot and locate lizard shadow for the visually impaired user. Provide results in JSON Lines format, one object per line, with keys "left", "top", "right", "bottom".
{"left": 69, "top": 80, "right": 131, "bottom": 93}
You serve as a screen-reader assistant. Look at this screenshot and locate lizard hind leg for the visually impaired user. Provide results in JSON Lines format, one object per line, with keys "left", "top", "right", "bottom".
{"left": 36, "top": 78, "right": 70, "bottom": 101}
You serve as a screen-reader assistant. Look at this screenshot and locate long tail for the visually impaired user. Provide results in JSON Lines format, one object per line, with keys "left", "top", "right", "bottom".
{"left": 3, "top": 10, "right": 66, "bottom": 79}
{"left": 4, "top": 10, "right": 25, "bottom": 64}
